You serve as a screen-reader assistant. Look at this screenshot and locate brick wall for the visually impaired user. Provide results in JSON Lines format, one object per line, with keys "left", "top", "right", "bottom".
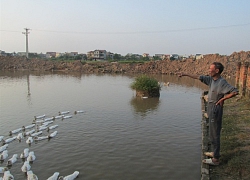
{"left": 236, "top": 62, "right": 250, "bottom": 97}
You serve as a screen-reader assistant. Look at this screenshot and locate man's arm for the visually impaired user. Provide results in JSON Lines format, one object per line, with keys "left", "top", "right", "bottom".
{"left": 177, "top": 72, "right": 200, "bottom": 79}
{"left": 216, "top": 91, "right": 239, "bottom": 106}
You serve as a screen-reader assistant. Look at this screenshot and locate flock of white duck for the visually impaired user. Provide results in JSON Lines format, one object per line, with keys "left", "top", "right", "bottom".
{"left": 0, "top": 110, "right": 84, "bottom": 180}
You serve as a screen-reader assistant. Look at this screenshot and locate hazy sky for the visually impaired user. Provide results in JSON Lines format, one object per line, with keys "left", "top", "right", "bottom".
{"left": 1, "top": 0, "right": 249, "bottom": 56}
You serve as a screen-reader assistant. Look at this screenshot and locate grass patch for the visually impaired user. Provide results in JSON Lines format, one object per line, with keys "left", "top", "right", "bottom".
{"left": 130, "top": 75, "right": 161, "bottom": 91}
{"left": 210, "top": 97, "right": 250, "bottom": 180}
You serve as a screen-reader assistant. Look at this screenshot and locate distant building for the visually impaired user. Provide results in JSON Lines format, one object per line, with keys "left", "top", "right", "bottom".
{"left": 155, "top": 54, "right": 168, "bottom": 60}
{"left": 142, "top": 53, "right": 149, "bottom": 58}
{"left": 163, "top": 54, "right": 170, "bottom": 60}
{"left": 46, "top": 52, "right": 57, "bottom": 58}
{"left": 170, "top": 54, "right": 179, "bottom": 60}
{"left": 17, "top": 52, "right": 27, "bottom": 57}
{"left": 106, "top": 51, "right": 114, "bottom": 60}
{"left": 0, "top": 50, "right": 6, "bottom": 56}
{"left": 195, "top": 54, "right": 203, "bottom": 60}
{"left": 69, "top": 52, "right": 78, "bottom": 57}
{"left": 87, "top": 51, "right": 94, "bottom": 60}
{"left": 39, "top": 53, "right": 46, "bottom": 59}
{"left": 94, "top": 50, "right": 107, "bottom": 60}
{"left": 87, "top": 50, "right": 109, "bottom": 60}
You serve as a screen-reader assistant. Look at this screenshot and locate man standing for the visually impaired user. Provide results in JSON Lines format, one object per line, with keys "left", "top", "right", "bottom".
{"left": 178, "top": 62, "right": 238, "bottom": 165}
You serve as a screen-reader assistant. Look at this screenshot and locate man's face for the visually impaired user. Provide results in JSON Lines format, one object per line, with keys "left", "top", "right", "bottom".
{"left": 209, "top": 64, "right": 219, "bottom": 77}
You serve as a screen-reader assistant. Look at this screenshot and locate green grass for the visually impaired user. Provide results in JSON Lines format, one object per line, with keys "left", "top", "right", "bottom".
{"left": 211, "top": 97, "right": 250, "bottom": 180}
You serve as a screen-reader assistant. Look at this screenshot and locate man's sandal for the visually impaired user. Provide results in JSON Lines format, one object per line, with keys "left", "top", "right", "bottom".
{"left": 203, "top": 158, "right": 219, "bottom": 166}
{"left": 204, "top": 152, "right": 214, "bottom": 158}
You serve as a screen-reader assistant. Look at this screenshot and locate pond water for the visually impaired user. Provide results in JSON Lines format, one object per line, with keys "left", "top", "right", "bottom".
{"left": 0, "top": 71, "right": 209, "bottom": 180}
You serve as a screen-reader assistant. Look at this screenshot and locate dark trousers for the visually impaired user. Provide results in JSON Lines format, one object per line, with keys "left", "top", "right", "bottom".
{"left": 207, "top": 103, "right": 223, "bottom": 159}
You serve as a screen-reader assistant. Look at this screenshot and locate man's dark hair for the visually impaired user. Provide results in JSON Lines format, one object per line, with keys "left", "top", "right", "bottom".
{"left": 212, "top": 62, "right": 224, "bottom": 74}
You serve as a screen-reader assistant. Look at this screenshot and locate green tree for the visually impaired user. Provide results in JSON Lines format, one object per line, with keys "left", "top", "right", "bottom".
{"left": 113, "top": 53, "right": 121, "bottom": 61}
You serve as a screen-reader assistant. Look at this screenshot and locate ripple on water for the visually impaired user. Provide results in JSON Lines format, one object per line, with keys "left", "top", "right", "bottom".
{"left": 0, "top": 73, "right": 202, "bottom": 180}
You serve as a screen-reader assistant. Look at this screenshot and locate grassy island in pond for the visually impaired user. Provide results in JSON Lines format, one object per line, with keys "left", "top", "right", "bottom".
{"left": 131, "top": 75, "right": 161, "bottom": 98}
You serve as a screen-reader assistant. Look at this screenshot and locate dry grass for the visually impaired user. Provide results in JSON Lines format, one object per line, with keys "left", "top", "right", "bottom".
{"left": 210, "top": 97, "right": 250, "bottom": 180}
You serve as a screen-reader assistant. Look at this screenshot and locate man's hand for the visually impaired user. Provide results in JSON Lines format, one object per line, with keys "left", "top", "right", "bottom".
{"left": 176, "top": 72, "right": 200, "bottom": 79}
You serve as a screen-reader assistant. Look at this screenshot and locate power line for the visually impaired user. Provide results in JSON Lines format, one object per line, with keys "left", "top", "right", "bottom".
{"left": 33, "top": 23, "right": 250, "bottom": 34}
{"left": 1, "top": 23, "right": 250, "bottom": 35}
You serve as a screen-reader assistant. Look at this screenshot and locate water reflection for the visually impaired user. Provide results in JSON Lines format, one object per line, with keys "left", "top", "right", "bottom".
{"left": 0, "top": 71, "right": 204, "bottom": 180}
{"left": 130, "top": 97, "right": 160, "bottom": 117}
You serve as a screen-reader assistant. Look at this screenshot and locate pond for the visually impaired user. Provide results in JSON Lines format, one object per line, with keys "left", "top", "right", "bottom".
{"left": 0, "top": 71, "right": 208, "bottom": 180}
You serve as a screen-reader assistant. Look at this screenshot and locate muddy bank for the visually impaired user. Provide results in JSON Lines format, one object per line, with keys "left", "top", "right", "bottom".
{"left": 0, "top": 51, "right": 249, "bottom": 78}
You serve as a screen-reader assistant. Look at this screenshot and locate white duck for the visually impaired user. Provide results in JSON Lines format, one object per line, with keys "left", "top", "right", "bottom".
{"left": 17, "top": 133, "right": 24, "bottom": 141}
{"left": 53, "top": 115, "right": 64, "bottom": 119}
{"left": 32, "top": 119, "right": 44, "bottom": 124}
{"left": 27, "top": 151, "right": 36, "bottom": 162}
{"left": 6, "top": 154, "right": 18, "bottom": 166}
{"left": 42, "top": 121, "right": 53, "bottom": 126}
{"left": 3, "top": 170, "right": 14, "bottom": 180}
{"left": 74, "top": 110, "right": 84, "bottom": 114}
{"left": 0, "top": 167, "right": 8, "bottom": 173}
{"left": 3, "top": 136, "right": 17, "bottom": 144}
{"left": 44, "top": 117, "right": 54, "bottom": 122}
{"left": 62, "top": 115, "right": 72, "bottom": 119}
{"left": 24, "top": 129, "right": 35, "bottom": 137}
{"left": 9, "top": 128, "right": 22, "bottom": 135}
{"left": 34, "top": 114, "right": 45, "bottom": 120}
{"left": 31, "top": 131, "right": 42, "bottom": 137}
{"left": 26, "top": 137, "right": 33, "bottom": 144}
{"left": 21, "top": 161, "right": 31, "bottom": 172}
{"left": 60, "top": 171, "right": 79, "bottom": 180}
{"left": 0, "top": 150, "right": 8, "bottom": 161}
{"left": 20, "top": 148, "right": 29, "bottom": 159}
{"left": 48, "top": 131, "right": 57, "bottom": 138}
{"left": 27, "top": 170, "right": 38, "bottom": 180}
{"left": 47, "top": 172, "right": 59, "bottom": 180}
{"left": 34, "top": 136, "right": 48, "bottom": 141}
{"left": 0, "top": 136, "right": 4, "bottom": 142}
{"left": 37, "top": 125, "right": 47, "bottom": 131}
{"left": 22, "top": 124, "right": 35, "bottom": 131}
{"left": 0, "top": 144, "right": 8, "bottom": 153}
{"left": 47, "top": 125, "right": 58, "bottom": 131}
{"left": 59, "top": 111, "right": 70, "bottom": 115}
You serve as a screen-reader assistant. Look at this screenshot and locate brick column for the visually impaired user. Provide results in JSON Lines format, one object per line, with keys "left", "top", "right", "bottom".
{"left": 242, "top": 62, "right": 249, "bottom": 96}
{"left": 247, "top": 65, "right": 250, "bottom": 97}
{"left": 235, "top": 62, "right": 241, "bottom": 88}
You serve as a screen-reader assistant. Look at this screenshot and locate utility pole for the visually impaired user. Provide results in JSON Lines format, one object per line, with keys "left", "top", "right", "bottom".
{"left": 22, "top": 28, "right": 30, "bottom": 59}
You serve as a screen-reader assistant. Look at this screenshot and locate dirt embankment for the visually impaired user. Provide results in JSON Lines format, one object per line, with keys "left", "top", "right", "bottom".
{"left": 0, "top": 51, "right": 249, "bottom": 77}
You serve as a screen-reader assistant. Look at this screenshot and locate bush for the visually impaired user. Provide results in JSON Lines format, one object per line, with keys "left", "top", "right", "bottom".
{"left": 131, "top": 75, "right": 161, "bottom": 91}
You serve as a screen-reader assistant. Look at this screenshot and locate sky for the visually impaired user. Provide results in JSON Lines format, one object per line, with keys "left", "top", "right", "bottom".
{"left": 0, "top": 0, "right": 250, "bottom": 56}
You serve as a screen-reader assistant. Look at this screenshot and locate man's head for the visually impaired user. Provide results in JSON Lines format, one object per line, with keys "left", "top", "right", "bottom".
{"left": 209, "top": 62, "right": 224, "bottom": 77}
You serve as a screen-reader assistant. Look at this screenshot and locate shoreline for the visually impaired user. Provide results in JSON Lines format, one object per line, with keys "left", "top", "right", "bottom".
{"left": 1, "top": 51, "right": 250, "bottom": 78}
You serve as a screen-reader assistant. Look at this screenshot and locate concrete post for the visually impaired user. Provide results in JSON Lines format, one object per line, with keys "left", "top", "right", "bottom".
{"left": 22, "top": 28, "right": 30, "bottom": 59}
